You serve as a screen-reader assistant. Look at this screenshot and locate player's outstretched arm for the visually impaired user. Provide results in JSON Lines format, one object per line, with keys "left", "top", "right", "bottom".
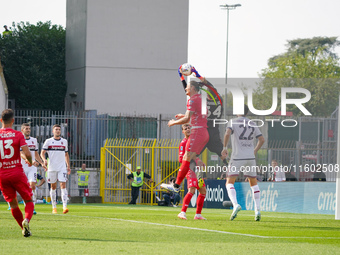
{"left": 168, "top": 110, "right": 192, "bottom": 127}
{"left": 200, "top": 77, "right": 223, "bottom": 106}
{"left": 200, "top": 77, "right": 217, "bottom": 94}
{"left": 178, "top": 65, "right": 187, "bottom": 90}
{"left": 190, "top": 66, "right": 202, "bottom": 79}
{"left": 178, "top": 64, "right": 203, "bottom": 91}
{"left": 175, "top": 113, "right": 185, "bottom": 119}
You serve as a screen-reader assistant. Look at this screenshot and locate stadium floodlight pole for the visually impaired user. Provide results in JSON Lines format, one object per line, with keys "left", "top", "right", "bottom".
{"left": 220, "top": 3, "right": 241, "bottom": 119}
{"left": 220, "top": 4, "right": 241, "bottom": 84}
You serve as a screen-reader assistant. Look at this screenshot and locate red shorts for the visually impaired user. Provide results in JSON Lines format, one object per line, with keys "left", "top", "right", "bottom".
{"left": 186, "top": 169, "right": 205, "bottom": 190}
{"left": 186, "top": 128, "right": 209, "bottom": 155}
{"left": 0, "top": 171, "right": 33, "bottom": 203}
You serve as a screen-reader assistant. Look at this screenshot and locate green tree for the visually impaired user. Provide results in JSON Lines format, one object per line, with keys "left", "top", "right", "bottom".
{"left": 254, "top": 37, "right": 340, "bottom": 117}
{"left": 0, "top": 21, "right": 66, "bottom": 111}
{"left": 286, "top": 36, "right": 340, "bottom": 59}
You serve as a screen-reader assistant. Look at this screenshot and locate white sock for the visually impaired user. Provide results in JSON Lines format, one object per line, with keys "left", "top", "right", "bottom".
{"left": 251, "top": 185, "right": 261, "bottom": 212}
{"left": 32, "top": 189, "right": 37, "bottom": 205}
{"left": 61, "top": 188, "right": 68, "bottom": 209}
{"left": 8, "top": 202, "right": 10, "bottom": 208}
{"left": 226, "top": 183, "right": 238, "bottom": 207}
{"left": 50, "top": 189, "right": 57, "bottom": 208}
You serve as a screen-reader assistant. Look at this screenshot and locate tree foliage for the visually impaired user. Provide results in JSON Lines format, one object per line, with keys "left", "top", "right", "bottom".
{"left": 254, "top": 37, "right": 340, "bottom": 117}
{"left": 0, "top": 21, "right": 66, "bottom": 111}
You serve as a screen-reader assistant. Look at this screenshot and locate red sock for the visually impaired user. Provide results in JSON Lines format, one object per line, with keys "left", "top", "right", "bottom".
{"left": 11, "top": 207, "right": 24, "bottom": 229}
{"left": 24, "top": 202, "right": 34, "bottom": 222}
{"left": 176, "top": 160, "right": 190, "bottom": 185}
{"left": 181, "top": 192, "right": 194, "bottom": 213}
{"left": 196, "top": 194, "right": 206, "bottom": 214}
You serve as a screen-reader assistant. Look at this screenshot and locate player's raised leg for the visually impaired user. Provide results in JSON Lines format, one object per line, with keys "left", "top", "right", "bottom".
{"left": 161, "top": 81, "right": 209, "bottom": 192}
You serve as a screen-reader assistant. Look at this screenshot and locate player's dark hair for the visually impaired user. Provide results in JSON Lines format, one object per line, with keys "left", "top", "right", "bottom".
{"left": 244, "top": 104, "right": 249, "bottom": 116}
{"left": 1, "top": 109, "right": 14, "bottom": 124}
{"left": 182, "top": 124, "right": 190, "bottom": 130}
{"left": 21, "top": 123, "right": 30, "bottom": 129}
{"left": 53, "top": 124, "right": 61, "bottom": 129}
{"left": 189, "top": 81, "right": 201, "bottom": 92}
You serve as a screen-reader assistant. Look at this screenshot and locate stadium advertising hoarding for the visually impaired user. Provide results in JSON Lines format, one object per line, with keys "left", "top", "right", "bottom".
{"left": 185, "top": 180, "right": 336, "bottom": 215}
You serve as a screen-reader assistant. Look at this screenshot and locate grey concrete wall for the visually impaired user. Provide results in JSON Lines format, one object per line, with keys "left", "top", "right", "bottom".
{"left": 66, "top": 0, "right": 189, "bottom": 115}
{"left": 0, "top": 78, "right": 6, "bottom": 112}
{"left": 65, "top": 0, "right": 87, "bottom": 111}
{"left": 0, "top": 64, "right": 8, "bottom": 112}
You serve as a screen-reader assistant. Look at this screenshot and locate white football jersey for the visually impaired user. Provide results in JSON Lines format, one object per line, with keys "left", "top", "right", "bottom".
{"left": 42, "top": 137, "right": 68, "bottom": 172}
{"left": 20, "top": 136, "right": 38, "bottom": 169}
{"left": 227, "top": 117, "right": 262, "bottom": 160}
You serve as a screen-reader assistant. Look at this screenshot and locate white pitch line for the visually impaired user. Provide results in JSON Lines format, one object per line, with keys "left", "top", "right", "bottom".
{"left": 80, "top": 205, "right": 335, "bottom": 220}
{"left": 40, "top": 213, "right": 340, "bottom": 240}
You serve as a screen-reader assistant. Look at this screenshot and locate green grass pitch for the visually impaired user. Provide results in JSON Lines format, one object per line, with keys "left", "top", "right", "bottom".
{"left": 0, "top": 202, "right": 339, "bottom": 255}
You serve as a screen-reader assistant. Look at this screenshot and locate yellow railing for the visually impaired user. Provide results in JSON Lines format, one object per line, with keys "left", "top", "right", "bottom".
{"left": 100, "top": 138, "right": 184, "bottom": 205}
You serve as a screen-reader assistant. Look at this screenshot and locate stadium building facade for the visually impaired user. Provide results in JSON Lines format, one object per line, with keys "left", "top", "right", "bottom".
{"left": 65, "top": 0, "right": 189, "bottom": 115}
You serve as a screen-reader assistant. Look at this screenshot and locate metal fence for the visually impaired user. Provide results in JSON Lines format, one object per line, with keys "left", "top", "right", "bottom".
{"left": 34, "top": 168, "right": 101, "bottom": 201}
{"left": 266, "top": 140, "right": 338, "bottom": 182}
{"left": 13, "top": 109, "right": 339, "bottom": 194}
{"left": 13, "top": 110, "right": 187, "bottom": 200}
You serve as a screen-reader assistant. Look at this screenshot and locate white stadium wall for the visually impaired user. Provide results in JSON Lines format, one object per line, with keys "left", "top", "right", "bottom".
{"left": 66, "top": 0, "right": 189, "bottom": 115}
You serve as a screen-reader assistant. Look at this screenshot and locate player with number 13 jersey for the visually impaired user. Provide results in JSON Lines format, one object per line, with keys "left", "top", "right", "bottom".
{"left": 0, "top": 109, "right": 34, "bottom": 237}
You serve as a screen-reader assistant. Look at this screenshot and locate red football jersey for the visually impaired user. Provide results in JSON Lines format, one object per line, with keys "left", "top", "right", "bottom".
{"left": 0, "top": 128, "right": 27, "bottom": 174}
{"left": 178, "top": 137, "right": 188, "bottom": 163}
{"left": 186, "top": 94, "right": 207, "bottom": 128}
